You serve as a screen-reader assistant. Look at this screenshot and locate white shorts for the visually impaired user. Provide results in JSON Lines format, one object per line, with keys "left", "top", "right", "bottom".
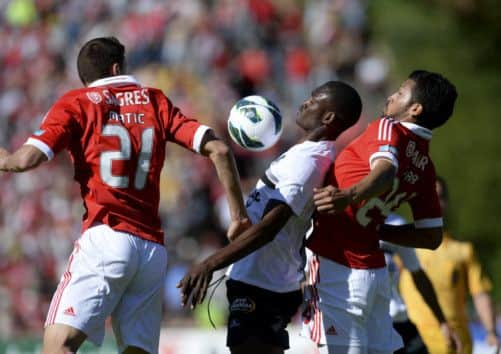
{"left": 302, "top": 255, "right": 403, "bottom": 353}
{"left": 45, "top": 224, "right": 167, "bottom": 354}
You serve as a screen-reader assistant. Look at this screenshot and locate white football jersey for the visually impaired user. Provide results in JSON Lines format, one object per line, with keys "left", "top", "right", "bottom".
{"left": 380, "top": 214, "right": 421, "bottom": 322}
{"left": 228, "top": 140, "right": 336, "bottom": 293}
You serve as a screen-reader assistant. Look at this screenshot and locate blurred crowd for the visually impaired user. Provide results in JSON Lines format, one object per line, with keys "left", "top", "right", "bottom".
{"left": 0, "top": 0, "right": 391, "bottom": 338}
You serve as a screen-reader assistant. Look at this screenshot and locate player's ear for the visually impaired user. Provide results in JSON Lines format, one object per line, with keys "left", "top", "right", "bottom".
{"left": 409, "top": 102, "right": 423, "bottom": 117}
{"left": 111, "top": 63, "right": 121, "bottom": 76}
{"left": 322, "top": 111, "right": 336, "bottom": 125}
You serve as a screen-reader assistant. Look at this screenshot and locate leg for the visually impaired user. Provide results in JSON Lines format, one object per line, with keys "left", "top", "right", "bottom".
{"left": 41, "top": 323, "right": 87, "bottom": 354}
{"left": 317, "top": 344, "right": 366, "bottom": 354}
{"left": 112, "top": 239, "right": 167, "bottom": 354}
{"left": 123, "top": 346, "right": 150, "bottom": 354}
{"left": 230, "top": 340, "right": 283, "bottom": 354}
{"left": 367, "top": 268, "right": 403, "bottom": 354}
{"left": 225, "top": 280, "right": 301, "bottom": 354}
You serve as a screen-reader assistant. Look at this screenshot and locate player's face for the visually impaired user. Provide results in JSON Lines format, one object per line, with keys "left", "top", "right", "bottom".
{"left": 383, "top": 80, "right": 415, "bottom": 119}
{"left": 296, "top": 92, "right": 330, "bottom": 130}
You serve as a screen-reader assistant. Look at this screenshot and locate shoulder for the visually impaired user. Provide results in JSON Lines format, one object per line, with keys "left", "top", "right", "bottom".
{"left": 57, "top": 88, "right": 89, "bottom": 103}
{"left": 445, "top": 236, "right": 475, "bottom": 259}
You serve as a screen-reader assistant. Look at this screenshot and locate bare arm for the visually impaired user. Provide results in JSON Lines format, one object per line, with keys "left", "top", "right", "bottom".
{"left": 0, "top": 145, "right": 48, "bottom": 172}
{"left": 314, "top": 159, "right": 396, "bottom": 214}
{"left": 177, "top": 202, "right": 293, "bottom": 307}
{"left": 379, "top": 223, "right": 442, "bottom": 249}
{"left": 411, "top": 269, "right": 447, "bottom": 324}
{"left": 199, "top": 130, "right": 249, "bottom": 239}
{"left": 473, "top": 292, "right": 500, "bottom": 351}
{"left": 411, "top": 269, "right": 463, "bottom": 352}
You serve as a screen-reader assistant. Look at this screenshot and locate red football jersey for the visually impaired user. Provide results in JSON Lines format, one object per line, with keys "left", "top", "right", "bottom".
{"left": 25, "top": 75, "right": 209, "bottom": 244}
{"left": 306, "top": 117, "right": 443, "bottom": 269}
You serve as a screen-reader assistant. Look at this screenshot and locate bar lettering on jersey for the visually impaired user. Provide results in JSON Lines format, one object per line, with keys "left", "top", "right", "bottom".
{"left": 102, "top": 89, "right": 150, "bottom": 106}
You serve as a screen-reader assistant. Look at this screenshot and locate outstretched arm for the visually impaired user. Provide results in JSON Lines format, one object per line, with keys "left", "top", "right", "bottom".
{"left": 411, "top": 269, "right": 463, "bottom": 353}
{"left": 200, "top": 130, "right": 250, "bottom": 240}
{"left": 473, "top": 292, "right": 500, "bottom": 352}
{"left": 379, "top": 223, "right": 442, "bottom": 250}
{"left": 177, "top": 201, "right": 292, "bottom": 308}
{"left": 314, "top": 159, "right": 396, "bottom": 214}
{"left": 0, "top": 145, "right": 48, "bottom": 172}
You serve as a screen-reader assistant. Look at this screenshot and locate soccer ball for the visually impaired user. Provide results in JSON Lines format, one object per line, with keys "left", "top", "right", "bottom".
{"left": 227, "top": 95, "right": 283, "bottom": 151}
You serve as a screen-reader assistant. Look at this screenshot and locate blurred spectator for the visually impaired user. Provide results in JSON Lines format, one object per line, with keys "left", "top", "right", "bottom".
{"left": 0, "top": 0, "right": 387, "bottom": 338}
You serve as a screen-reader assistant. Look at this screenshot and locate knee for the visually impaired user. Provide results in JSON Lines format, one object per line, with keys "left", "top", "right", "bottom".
{"left": 42, "top": 324, "right": 86, "bottom": 354}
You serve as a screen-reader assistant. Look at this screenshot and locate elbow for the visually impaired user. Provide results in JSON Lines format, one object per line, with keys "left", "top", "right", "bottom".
{"left": 427, "top": 231, "right": 443, "bottom": 250}
{"left": 208, "top": 140, "right": 231, "bottom": 161}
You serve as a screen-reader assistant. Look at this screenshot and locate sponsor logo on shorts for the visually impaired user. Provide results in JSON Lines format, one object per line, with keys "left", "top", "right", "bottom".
{"left": 229, "top": 319, "right": 240, "bottom": 328}
{"left": 86, "top": 92, "right": 102, "bottom": 104}
{"left": 230, "top": 297, "right": 256, "bottom": 313}
{"left": 326, "top": 325, "right": 337, "bottom": 335}
{"left": 63, "top": 306, "right": 76, "bottom": 317}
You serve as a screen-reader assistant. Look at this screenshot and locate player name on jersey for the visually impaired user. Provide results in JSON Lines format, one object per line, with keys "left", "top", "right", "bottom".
{"left": 405, "top": 140, "right": 429, "bottom": 171}
{"left": 108, "top": 111, "right": 145, "bottom": 124}
{"left": 103, "top": 88, "right": 150, "bottom": 106}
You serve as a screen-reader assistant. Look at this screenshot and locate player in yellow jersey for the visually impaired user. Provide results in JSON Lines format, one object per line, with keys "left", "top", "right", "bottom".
{"left": 399, "top": 176, "right": 500, "bottom": 354}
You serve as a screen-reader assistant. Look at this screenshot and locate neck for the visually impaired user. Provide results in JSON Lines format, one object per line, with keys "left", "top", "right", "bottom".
{"left": 302, "top": 126, "right": 337, "bottom": 142}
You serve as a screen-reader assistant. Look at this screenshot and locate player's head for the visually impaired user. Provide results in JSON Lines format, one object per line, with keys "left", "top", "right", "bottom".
{"left": 77, "top": 37, "right": 126, "bottom": 86}
{"left": 435, "top": 175, "right": 449, "bottom": 214}
{"left": 296, "top": 81, "right": 362, "bottom": 138}
{"left": 384, "top": 70, "right": 457, "bottom": 129}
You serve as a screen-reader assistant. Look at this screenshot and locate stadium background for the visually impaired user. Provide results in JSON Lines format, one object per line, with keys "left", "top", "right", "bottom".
{"left": 0, "top": 0, "right": 500, "bottom": 353}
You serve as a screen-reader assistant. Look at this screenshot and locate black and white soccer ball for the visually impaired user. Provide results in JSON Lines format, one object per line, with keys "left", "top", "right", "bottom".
{"left": 227, "top": 95, "right": 283, "bottom": 152}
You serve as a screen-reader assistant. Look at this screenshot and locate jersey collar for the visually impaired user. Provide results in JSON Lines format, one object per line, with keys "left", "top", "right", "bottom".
{"left": 400, "top": 122, "right": 433, "bottom": 140}
{"left": 88, "top": 75, "right": 140, "bottom": 88}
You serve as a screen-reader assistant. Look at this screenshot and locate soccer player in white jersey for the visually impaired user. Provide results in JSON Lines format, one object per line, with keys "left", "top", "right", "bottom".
{"left": 178, "top": 81, "right": 363, "bottom": 354}
{"left": 381, "top": 214, "right": 461, "bottom": 354}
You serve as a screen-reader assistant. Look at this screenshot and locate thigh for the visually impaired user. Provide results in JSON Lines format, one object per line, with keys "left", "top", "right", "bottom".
{"left": 367, "top": 269, "right": 403, "bottom": 354}
{"left": 45, "top": 225, "right": 138, "bottom": 347}
{"left": 307, "top": 259, "right": 376, "bottom": 348}
{"left": 318, "top": 344, "right": 367, "bottom": 354}
{"left": 226, "top": 279, "right": 302, "bottom": 351}
{"left": 112, "top": 240, "right": 167, "bottom": 354}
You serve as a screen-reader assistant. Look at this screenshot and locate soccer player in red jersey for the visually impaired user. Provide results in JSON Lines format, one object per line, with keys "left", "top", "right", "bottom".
{"left": 0, "top": 37, "right": 249, "bottom": 354}
{"left": 303, "top": 70, "right": 460, "bottom": 354}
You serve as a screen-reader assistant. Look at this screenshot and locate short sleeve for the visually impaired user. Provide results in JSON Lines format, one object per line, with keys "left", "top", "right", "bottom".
{"left": 365, "top": 118, "right": 401, "bottom": 170}
{"left": 269, "top": 145, "right": 333, "bottom": 216}
{"left": 24, "top": 95, "right": 79, "bottom": 160}
{"left": 409, "top": 172, "right": 443, "bottom": 229}
{"left": 160, "top": 94, "right": 209, "bottom": 153}
{"left": 465, "top": 243, "right": 493, "bottom": 295}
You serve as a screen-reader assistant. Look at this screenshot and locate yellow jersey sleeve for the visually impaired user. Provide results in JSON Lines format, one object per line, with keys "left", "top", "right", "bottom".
{"left": 463, "top": 242, "right": 492, "bottom": 295}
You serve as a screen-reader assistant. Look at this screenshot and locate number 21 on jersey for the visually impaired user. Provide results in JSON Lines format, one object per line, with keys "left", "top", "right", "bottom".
{"left": 100, "top": 124, "right": 154, "bottom": 190}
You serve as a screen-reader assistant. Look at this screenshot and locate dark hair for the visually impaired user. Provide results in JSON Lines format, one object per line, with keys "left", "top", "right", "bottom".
{"left": 408, "top": 70, "right": 457, "bottom": 129}
{"left": 435, "top": 175, "right": 449, "bottom": 201}
{"left": 313, "top": 81, "right": 362, "bottom": 129}
{"left": 77, "top": 37, "right": 126, "bottom": 85}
